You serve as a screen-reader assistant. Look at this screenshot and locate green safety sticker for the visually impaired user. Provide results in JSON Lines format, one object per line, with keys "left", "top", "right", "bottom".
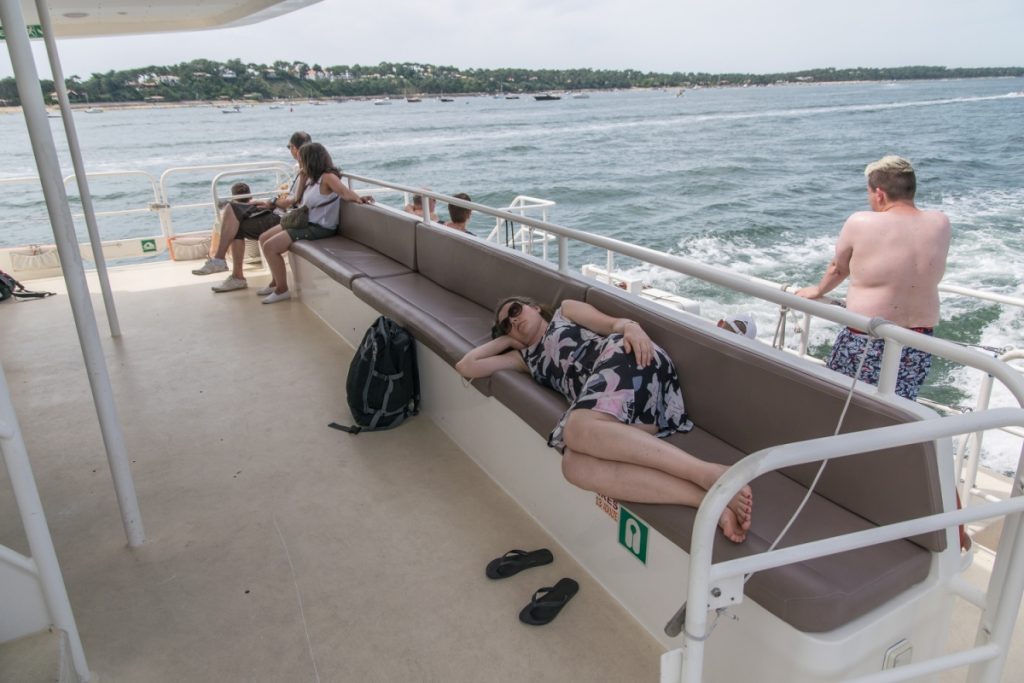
{"left": 140, "top": 239, "right": 157, "bottom": 253}
{"left": 618, "top": 507, "right": 649, "bottom": 564}
{"left": 0, "top": 25, "right": 45, "bottom": 40}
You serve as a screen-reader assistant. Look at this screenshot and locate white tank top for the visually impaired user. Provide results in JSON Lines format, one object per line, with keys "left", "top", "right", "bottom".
{"left": 302, "top": 175, "right": 340, "bottom": 229}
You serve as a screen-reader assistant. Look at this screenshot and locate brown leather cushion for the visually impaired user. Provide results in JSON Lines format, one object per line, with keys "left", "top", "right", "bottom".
{"left": 415, "top": 222, "right": 589, "bottom": 312}
{"left": 631, "top": 429, "right": 932, "bottom": 633}
{"left": 338, "top": 203, "right": 417, "bottom": 270}
{"left": 290, "top": 236, "right": 412, "bottom": 287}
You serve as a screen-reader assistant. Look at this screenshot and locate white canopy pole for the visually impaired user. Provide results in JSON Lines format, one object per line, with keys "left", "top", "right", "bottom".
{"left": 1, "top": 362, "right": 92, "bottom": 682}
{"left": 0, "top": 0, "right": 144, "bottom": 547}
{"left": 36, "top": 0, "right": 122, "bottom": 338}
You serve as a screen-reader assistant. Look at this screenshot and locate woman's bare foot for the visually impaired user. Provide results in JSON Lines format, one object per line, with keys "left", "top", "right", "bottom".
{"left": 719, "top": 507, "right": 748, "bottom": 543}
{"left": 699, "top": 463, "right": 753, "bottom": 529}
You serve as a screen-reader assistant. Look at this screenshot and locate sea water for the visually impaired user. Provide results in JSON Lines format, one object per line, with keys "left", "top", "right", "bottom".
{"left": 2, "top": 78, "right": 1023, "bottom": 471}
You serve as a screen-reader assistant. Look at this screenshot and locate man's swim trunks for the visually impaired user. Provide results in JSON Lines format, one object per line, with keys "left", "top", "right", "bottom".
{"left": 826, "top": 326, "right": 934, "bottom": 401}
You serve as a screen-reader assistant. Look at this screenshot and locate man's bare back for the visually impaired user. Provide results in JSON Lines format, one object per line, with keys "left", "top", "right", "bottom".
{"left": 838, "top": 205, "right": 951, "bottom": 327}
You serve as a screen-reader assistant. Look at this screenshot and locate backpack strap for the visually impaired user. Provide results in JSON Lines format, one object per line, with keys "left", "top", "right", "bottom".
{"left": 328, "top": 422, "right": 362, "bottom": 434}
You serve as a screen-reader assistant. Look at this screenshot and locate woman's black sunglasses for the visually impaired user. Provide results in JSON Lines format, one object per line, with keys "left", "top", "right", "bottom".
{"left": 492, "top": 301, "right": 523, "bottom": 338}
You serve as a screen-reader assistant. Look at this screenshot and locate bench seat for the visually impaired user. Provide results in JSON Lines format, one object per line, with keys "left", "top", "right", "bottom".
{"left": 289, "top": 235, "right": 412, "bottom": 286}
{"left": 290, "top": 203, "right": 947, "bottom": 636}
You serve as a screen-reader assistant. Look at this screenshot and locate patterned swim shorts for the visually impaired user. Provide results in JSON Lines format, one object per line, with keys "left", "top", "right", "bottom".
{"left": 826, "top": 326, "right": 933, "bottom": 401}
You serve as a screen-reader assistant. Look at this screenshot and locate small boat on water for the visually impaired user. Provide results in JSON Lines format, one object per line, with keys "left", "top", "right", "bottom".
{"left": 372, "top": 98, "right": 392, "bottom": 105}
{"left": 571, "top": 92, "right": 590, "bottom": 99}
{"left": 220, "top": 105, "right": 241, "bottom": 113}
{"left": 505, "top": 94, "right": 520, "bottom": 100}
{"left": 83, "top": 107, "right": 105, "bottom": 113}
{"left": 406, "top": 97, "right": 422, "bottom": 103}
{"left": 534, "top": 93, "right": 561, "bottom": 101}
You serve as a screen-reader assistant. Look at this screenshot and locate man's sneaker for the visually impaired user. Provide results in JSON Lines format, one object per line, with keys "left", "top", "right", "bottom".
{"left": 262, "top": 290, "right": 291, "bottom": 304}
{"left": 192, "top": 258, "right": 228, "bottom": 275}
{"left": 255, "top": 284, "right": 276, "bottom": 296}
{"left": 212, "top": 276, "right": 248, "bottom": 293}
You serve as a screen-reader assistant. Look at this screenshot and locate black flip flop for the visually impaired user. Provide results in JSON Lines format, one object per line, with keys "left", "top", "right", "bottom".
{"left": 518, "top": 578, "right": 579, "bottom": 626}
{"left": 485, "top": 548, "right": 554, "bottom": 579}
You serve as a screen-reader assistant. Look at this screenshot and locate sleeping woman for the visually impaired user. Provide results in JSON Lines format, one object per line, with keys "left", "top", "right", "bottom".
{"left": 455, "top": 297, "right": 752, "bottom": 543}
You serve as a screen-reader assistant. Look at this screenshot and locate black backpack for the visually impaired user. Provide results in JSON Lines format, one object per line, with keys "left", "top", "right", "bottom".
{"left": 329, "top": 316, "right": 420, "bottom": 434}
{"left": 0, "top": 269, "right": 55, "bottom": 302}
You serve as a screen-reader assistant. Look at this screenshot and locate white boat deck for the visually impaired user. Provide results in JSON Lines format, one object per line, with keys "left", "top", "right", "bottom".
{"left": 0, "top": 261, "right": 662, "bottom": 682}
{"left": 1, "top": 259, "right": 1022, "bottom": 681}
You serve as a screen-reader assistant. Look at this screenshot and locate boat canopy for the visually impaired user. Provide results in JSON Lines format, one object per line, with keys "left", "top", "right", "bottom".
{"left": 10, "top": 0, "right": 322, "bottom": 37}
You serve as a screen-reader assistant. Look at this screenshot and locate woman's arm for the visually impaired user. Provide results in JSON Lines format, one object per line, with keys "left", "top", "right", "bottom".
{"left": 322, "top": 173, "right": 374, "bottom": 204}
{"left": 455, "top": 336, "right": 528, "bottom": 379}
{"left": 560, "top": 299, "right": 654, "bottom": 368}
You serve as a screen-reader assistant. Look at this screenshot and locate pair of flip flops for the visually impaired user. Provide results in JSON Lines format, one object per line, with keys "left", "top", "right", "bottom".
{"left": 486, "top": 548, "right": 579, "bottom": 626}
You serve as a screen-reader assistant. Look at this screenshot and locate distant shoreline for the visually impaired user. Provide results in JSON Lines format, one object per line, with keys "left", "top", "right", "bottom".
{"left": 4, "top": 76, "right": 1024, "bottom": 116}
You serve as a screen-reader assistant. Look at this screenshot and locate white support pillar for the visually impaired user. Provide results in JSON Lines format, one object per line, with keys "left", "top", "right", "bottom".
{"left": 1, "top": 363, "right": 92, "bottom": 682}
{"left": 0, "top": 1, "right": 144, "bottom": 547}
{"left": 36, "top": 0, "right": 121, "bottom": 337}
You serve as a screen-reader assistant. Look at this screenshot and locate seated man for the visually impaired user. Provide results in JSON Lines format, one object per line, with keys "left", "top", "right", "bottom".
{"left": 192, "top": 131, "right": 312, "bottom": 292}
{"left": 445, "top": 192, "right": 473, "bottom": 234}
{"left": 404, "top": 192, "right": 439, "bottom": 222}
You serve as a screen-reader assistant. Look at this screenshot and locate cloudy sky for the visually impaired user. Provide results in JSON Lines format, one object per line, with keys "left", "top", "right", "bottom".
{"left": 2, "top": 0, "right": 1022, "bottom": 80}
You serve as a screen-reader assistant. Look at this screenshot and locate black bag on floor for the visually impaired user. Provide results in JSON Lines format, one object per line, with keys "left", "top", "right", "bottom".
{"left": 0, "top": 269, "right": 55, "bottom": 302}
{"left": 329, "top": 316, "right": 420, "bottom": 434}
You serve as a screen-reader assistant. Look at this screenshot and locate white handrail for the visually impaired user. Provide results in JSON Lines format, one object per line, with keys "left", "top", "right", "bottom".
{"left": 673, "top": 407, "right": 1024, "bottom": 683}
{"left": 342, "top": 173, "right": 1024, "bottom": 409}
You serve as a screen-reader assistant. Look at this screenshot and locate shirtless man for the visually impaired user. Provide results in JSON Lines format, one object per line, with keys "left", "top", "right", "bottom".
{"left": 796, "top": 155, "right": 951, "bottom": 400}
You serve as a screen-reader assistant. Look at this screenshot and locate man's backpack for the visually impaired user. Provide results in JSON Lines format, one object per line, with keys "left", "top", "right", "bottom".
{"left": 329, "top": 316, "right": 420, "bottom": 434}
{"left": 0, "top": 269, "right": 55, "bottom": 302}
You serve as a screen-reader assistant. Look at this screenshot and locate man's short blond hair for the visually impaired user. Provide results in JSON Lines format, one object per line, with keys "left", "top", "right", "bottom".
{"left": 864, "top": 155, "right": 916, "bottom": 200}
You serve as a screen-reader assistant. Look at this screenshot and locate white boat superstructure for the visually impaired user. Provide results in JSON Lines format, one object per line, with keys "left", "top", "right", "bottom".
{"left": 2, "top": 3, "right": 1024, "bottom": 683}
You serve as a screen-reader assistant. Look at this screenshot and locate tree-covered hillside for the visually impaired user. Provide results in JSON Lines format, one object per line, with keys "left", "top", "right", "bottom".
{"left": 1, "top": 60, "right": 1021, "bottom": 105}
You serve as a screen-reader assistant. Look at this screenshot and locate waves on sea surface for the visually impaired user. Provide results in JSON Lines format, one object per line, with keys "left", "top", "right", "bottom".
{"left": 2, "top": 78, "right": 1022, "bottom": 470}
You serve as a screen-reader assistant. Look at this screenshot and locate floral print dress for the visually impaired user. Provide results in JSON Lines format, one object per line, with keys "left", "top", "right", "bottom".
{"left": 520, "top": 307, "right": 693, "bottom": 451}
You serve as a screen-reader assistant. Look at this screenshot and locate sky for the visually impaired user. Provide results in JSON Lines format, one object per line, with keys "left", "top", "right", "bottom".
{"left": 2, "top": 0, "right": 1022, "bottom": 80}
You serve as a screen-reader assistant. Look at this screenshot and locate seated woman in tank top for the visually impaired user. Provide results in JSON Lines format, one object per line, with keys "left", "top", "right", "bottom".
{"left": 456, "top": 297, "right": 753, "bottom": 542}
{"left": 258, "top": 142, "right": 374, "bottom": 304}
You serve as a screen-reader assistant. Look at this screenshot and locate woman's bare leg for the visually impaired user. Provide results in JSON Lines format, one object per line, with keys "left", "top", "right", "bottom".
{"left": 261, "top": 231, "right": 293, "bottom": 294}
{"left": 562, "top": 449, "right": 748, "bottom": 543}
{"left": 562, "top": 409, "right": 752, "bottom": 525}
{"left": 258, "top": 226, "right": 285, "bottom": 288}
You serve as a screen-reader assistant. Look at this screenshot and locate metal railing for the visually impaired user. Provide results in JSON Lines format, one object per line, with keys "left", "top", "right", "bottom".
{"left": 667, "top": 408, "right": 1024, "bottom": 683}
{"left": 1, "top": 161, "right": 295, "bottom": 267}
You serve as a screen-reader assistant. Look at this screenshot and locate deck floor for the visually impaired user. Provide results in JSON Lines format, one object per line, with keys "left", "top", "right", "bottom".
{"left": 0, "top": 261, "right": 662, "bottom": 682}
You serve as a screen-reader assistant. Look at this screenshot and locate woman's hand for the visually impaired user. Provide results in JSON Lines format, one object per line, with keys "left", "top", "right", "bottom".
{"left": 621, "top": 321, "right": 653, "bottom": 368}
{"left": 358, "top": 195, "right": 375, "bottom": 205}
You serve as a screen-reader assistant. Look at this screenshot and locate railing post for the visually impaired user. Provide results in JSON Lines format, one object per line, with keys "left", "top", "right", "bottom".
{"left": 968, "top": 449, "right": 1024, "bottom": 682}
{"left": 877, "top": 337, "right": 903, "bottom": 394}
{"left": 558, "top": 235, "right": 569, "bottom": 273}
{"left": 962, "top": 371, "right": 996, "bottom": 500}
